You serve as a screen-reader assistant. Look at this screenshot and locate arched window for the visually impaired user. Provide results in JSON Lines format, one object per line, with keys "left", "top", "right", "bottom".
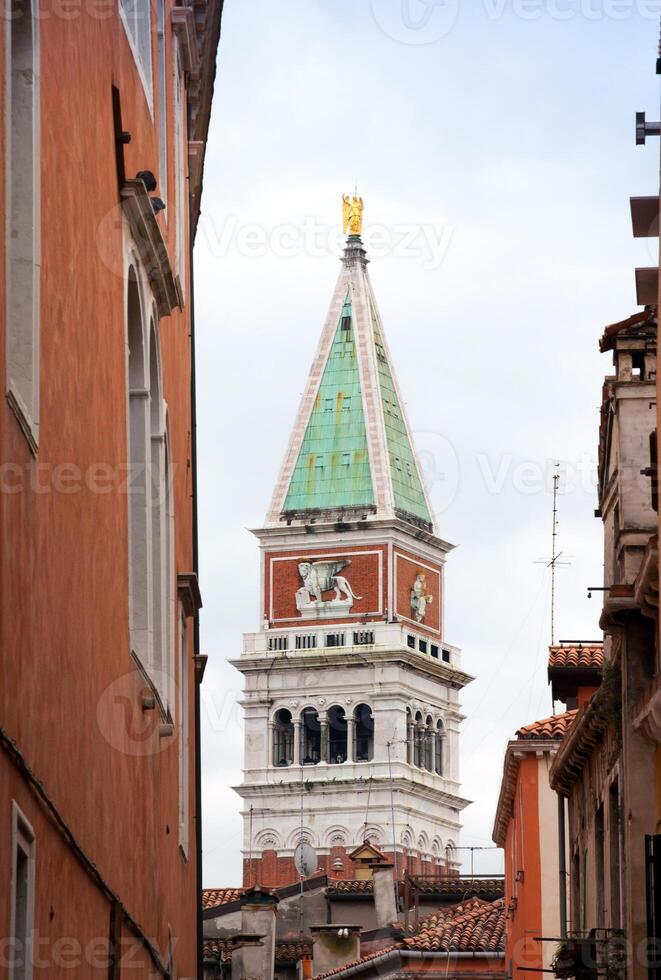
{"left": 424, "top": 716, "right": 434, "bottom": 771}
{"left": 273, "top": 709, "right": 294, "bottom": 767}
{"left": 435, "top": 720, "right": 444, "bottom": 776}
{"left": 406, "top": 708, "right": 413, "bottom": 764}
{"left": 127, "top": 270, "right": 151, "bottom": 670}
{"left": 301, "top": 708, "right": 321, "bottom": 765}
{"left": 354, "top": 704, "right": 374, "bottom": 762}
{"left": 127, "top": 269, "right": 173, "bottom": 709}
{"left": 414, "top": 712, "right": 424, "bottom": 768}
{"left": 328, "top": 706, "right": 348, "bottom": 764}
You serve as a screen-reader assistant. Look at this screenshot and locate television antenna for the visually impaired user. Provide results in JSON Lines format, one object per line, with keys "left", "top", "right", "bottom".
{"left": 534, "top": 464, "right": 572, "bottom": 646}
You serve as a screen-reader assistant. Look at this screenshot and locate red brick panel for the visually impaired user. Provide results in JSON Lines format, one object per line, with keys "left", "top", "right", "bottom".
{"left": 394, "top": 552, "right": 441, "bottom": 636}
{"left": 268, "top": 548, "right": 385, "bottom": 624}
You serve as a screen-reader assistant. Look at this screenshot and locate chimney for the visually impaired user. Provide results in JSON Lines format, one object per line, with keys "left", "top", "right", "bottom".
{"left": 232, "top": 886, "right": 278, "bottom": 980}
{"left": 372, "top": 863, "right": 397, "bottom": 928}
{"left": 310, "top": 925, "right": 361, "bottom": 976}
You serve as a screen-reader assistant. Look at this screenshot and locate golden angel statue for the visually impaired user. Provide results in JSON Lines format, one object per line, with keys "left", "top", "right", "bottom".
{"left": 342, "top": 193, "right": 364, "bottom": 236}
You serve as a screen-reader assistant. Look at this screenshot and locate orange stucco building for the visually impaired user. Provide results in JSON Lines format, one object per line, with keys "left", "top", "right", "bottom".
{"left": 0, "top": 4, "right": 222, "bottom": 977}
{"left": 493, "top": 711, "right": 575, "bottom": 979}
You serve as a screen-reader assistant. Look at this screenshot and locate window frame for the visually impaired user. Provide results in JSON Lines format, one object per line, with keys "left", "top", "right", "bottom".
{"left": 9, "top": 802, "right": 36, "bottom": 980}
{"left": 118, "top": 0, "right": 154, "bottom": 112}
{"left": 5, "top": 0, "right": 41, "bottom": 451}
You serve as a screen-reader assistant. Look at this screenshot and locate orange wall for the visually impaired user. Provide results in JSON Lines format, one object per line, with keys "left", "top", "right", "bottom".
{"left": 504, "top": 756, "right": 544, "bottom": 977}
{"left": 1, "top": 6, "right": 198, "bottom": 977}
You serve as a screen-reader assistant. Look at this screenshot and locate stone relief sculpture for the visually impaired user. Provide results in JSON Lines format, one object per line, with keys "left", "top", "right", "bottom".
{"left": 295, "top": 559, "right": 363, "bottom": 618}
{"left": 410, "top": 572, "right": 433, "bottom": 623}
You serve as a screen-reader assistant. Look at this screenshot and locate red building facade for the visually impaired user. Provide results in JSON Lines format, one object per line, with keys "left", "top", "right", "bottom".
{"left": 1, "top": 4, "right": 221, "bottom": 976}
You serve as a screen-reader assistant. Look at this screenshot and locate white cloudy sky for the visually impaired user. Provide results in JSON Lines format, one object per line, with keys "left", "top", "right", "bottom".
{"left": 194, "top": 0, "right": 661, "bottom": 886}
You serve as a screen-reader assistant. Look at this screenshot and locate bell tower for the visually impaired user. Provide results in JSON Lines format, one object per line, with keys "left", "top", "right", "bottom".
{"left": 233, "top": 199, "right": 472, "bottom": 888}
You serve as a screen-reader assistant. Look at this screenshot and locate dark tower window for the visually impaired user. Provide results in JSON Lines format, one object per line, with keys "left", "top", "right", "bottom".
{"left": 435, "top": 721, "right": 444, "bottom": 776}
{"left": 354, "top": 704, "right": 374, "bottom": 761}
{"left": 301, "top": 708, "right": 321, "bottom": 765}
{"left": 273, "top": 709, "right": 294, "bottom": 767}
{"left": 341, "top": 315, "right": 351, "bottom": 331}
{"left": 328, "top": 706, "right": 348, "bottom": 764}
{"left": 414, "top": 711, "right": 424, "bottom": 767}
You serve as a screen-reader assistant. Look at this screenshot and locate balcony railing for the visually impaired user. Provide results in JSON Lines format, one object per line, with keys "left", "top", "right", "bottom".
{"left": 242, "top": 620, "right": 461, "bottom": 669}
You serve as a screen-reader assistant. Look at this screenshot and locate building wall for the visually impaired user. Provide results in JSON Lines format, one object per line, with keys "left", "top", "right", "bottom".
{"left": 503, "top": 755, "right": 543, "bottom": 978}
{"left": 0, "top": 6, "right": 206, "bottom": 976}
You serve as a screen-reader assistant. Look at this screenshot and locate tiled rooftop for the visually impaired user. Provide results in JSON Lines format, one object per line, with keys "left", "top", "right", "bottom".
{"left": 313, "top": 898, "right": 505, "bottom": 977}
{"left": 516, "top": 710, "right": 578, "bottom": 741}
{"left": 203, "top": 938, "right": 313, "bottom": 965}
{"left": 548, "top": 644, "right": 604, "bottom": 670}
{"left": 403, "top": 897, "right": 505, "bottom": 953}
{"left": 326, "top": 879, "right": 374, "bottom": 894}
{"left": 408, "top": 876, "right": 504, "bottom": 897}
{"left": 202, "top": 887, "right": 243, "bottom": 910}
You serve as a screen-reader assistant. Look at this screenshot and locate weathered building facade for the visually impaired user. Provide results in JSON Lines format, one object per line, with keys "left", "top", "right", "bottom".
{"left": 233, "top": 219, "right": 471, "bottom": 888}
{"left": 493, "top": 710, "right": 574, "bottom": 978}
{"left": 0, "top": 3, "right": 221, "bottom": 976}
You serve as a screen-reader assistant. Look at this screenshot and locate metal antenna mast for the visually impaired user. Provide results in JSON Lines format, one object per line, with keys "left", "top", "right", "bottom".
{"left": 550, "top": 465, "right": 560, "bottom": 646}
{"left": 535, "top": 465, "right": 571, "bottom": 646}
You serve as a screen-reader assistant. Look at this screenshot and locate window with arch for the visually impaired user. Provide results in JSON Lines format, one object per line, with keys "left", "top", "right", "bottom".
{"left": 273, "top": 709, "right": 294, "bottom": 767}
{"left": 413, "top": 712, "right": 424, "bottom": 768}
{"left": 301, "top": 708, "right": 321, "bottom": 765}
{"left": 328, "top": 706, "right": 348, "bottom": 764}
{"left": 423, "top": 716, "right": 434, "bottom": 771}
{"left": 354, "top": 704, "right": 374, "bottom": 762}
{"left": 126, "top": 265, "right": 174, "bottom": 710}
{"left": 435, "top": 720, "right": 444, "bottom": 776}
{"left": 406, "top": 708, "right": 413, "bottom": 764}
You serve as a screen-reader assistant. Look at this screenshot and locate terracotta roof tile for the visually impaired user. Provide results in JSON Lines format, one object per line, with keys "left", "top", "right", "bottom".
{"left": 313, "top": 944, "right": 399, "bottom": 978}
{"left": 548, "top": 644, "right": 604, "bottom": 670}
{"left": 276, "top": 940, "right": 313, "bottom": 962}
{"left": 409, "top": 876, "right": 504, "bottom": 897}
{"left": 203, "top": 938, "right": 233, "bottom": 962}
{"left": 202, "top": 887, "right": 244, "bottom": 910}
{"left": 326, "top": 879, "right": 374, "bottom": 894}
{"left": 600, "top": 306, "right": 656, "bottom": 352}
{"left": 403, "top": 898, "right": 505, "bottom": 953}
{"left": 516, "top": 710, "right": 578, "bottom": 741}
{"left": 313, "top": 898, "right": 505, "bottom": 977}
{"left": 204, "top": 938, "right": 313, "bottom": 965}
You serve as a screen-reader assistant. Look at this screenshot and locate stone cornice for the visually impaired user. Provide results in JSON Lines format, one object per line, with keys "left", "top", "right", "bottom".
{"left": 187, "top": 0, "right": 224, "bottom": 239}
{"left": 121, "top": 179, "right": 179, "bottom": 319}
{"left": 230, "top": 649, "right": 474, "bottom": 691}
{"left": 233, "top": 776, "right": 470, "bottom": 813}
{"left": 250, "top": 517, "right": 455, "bottom": 558}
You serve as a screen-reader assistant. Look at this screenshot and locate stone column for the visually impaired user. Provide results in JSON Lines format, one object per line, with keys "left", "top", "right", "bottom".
{"left": 293, "top": 721, "right": 301, "bottom": 766}
{"left": 320, "top": 719, "right": 329, "bottom": 763}
{"left": 347, "top": 717, "right": 355, "bottom": 762}
{"left": 311, "top": 926, "right": 361, "bottom": 976}
{"left": 268, "top": 722, "right": 274, "bottom": 768}
{"left": 430, "top": 731, "right": 436, "bottom": 775}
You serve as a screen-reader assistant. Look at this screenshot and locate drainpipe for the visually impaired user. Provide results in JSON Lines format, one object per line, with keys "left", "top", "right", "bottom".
{"left": 558, "top": 793, "right": 567, "bottom": 939}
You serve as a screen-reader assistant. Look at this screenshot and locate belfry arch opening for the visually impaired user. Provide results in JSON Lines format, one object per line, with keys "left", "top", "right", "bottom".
{"left": 301, "top": 708, "right": 321, "bottom": 765}
{"left": 328, "top": 705, "right": 348, "bottom": 764}
{"left": 273, "top": 709, "right": 294, "bottom": 767}
{"left": 354, "top": 703, "right": 373, "bottom": 762}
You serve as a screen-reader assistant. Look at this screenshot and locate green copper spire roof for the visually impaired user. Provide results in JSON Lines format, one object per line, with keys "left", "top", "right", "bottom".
{"left": 369, "top": 297, "right": 432, "bottom": 525}
{"left": 282, "top": 294, "right": 374, "bottom": 514}
{"left": 269, "top": 239, "right": 436, "bottom": 533}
